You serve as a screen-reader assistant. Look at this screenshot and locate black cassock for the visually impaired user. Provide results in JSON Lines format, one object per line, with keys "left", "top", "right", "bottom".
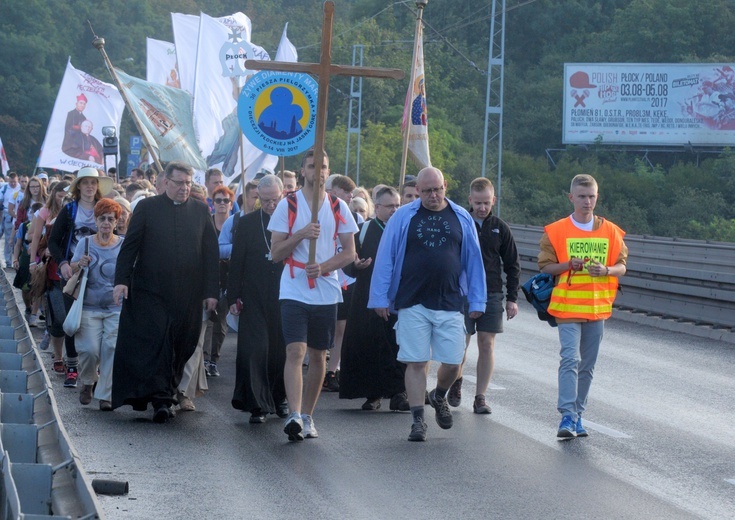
{"left": 227, "top": 209, "right": 286, "bottom": 414}
{"left": 339, "top": 219, "right": 406, "bottom": 400}
{"left": 111, "top": 194, "right": 219, "bottom": 410}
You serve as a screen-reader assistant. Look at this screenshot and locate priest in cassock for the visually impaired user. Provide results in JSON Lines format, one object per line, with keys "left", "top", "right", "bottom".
{"left": 339, "top": 186, "right": 409, "bottom": 412}
{"left": 111, "top": 161, "right": 219, "bottom": 422}
{"left": 227, "top": 174, "right": 289, "bottom": 423}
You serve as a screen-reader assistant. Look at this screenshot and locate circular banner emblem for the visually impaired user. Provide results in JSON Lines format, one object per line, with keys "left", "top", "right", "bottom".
{"left": 238, "top": 71, "right": 318, "bottom": 156}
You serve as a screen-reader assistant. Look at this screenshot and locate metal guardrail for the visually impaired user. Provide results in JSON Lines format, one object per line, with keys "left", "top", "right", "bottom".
{"left": 510, "top": 224, "right": 735, "bottom": 332}
{"left": 0, "top": 273, "right": 102, "bottom": 519}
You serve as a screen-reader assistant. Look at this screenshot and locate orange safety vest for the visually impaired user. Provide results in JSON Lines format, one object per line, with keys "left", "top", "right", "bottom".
{"left": 545, "top": 217, "right": 625, "bottom": 321}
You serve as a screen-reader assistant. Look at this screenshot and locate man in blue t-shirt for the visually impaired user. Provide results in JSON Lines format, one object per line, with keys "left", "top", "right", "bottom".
{"left": 369, "top": 167, "right": 486, "bottom": 442}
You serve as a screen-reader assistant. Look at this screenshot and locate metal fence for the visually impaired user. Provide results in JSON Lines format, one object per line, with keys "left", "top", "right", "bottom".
{"left": 511, "top": 224, "right": 735, "bottom": 333}
{"left": 0, "top": 273, "right": 102, "bottom": 519}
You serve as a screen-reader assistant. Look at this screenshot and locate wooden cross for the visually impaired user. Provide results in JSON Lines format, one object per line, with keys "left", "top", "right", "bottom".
{"left": 246, "top": 0, "right": 404, "bottom": 264}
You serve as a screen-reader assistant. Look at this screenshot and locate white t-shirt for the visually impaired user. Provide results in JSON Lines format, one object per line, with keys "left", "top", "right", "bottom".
{"left": 269, "top": 190, "right": 358, "bottom": 305}
{"left": 2, "top": 185, "right": 20, "bottom": 222}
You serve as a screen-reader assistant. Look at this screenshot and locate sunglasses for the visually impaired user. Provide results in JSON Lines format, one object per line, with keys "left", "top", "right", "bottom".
{"left": 214, "top": 198, "right": 231, "bottom": 204}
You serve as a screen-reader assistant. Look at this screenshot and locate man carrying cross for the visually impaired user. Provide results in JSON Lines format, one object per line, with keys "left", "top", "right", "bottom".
{"left": 268, "top": 149, "right": 358, "bottom": 441}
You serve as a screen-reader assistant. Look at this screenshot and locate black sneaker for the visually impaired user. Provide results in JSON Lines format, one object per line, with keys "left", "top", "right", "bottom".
{"left": 208, "top": 362, "right": 220, "bottom": 377}
{"left": 361, "top": 398, "right": 381, "bottom": 411}
{"left": 249, "top": 412, "right": 266, "bottom": 424}
{"left": 408, "top": 420, "right": 428, "bottom": 442}
{"left": 447, "top": 377, "right": 462, "bottom": 407}
{"left": 63, "top": 367, "right": 78, "bottom": 388}
{"left": 323, "top": 371, "right": 339, "bottom": 392}
{"left": 428, "top": 389, "right": 453, "bottom": 429}
{"left": 275, "top": 400, "right": 290, "bottom": 418}
{"left": 153, "top": 404, "right": 171, "bottom": 423}
{"left": 389, "top": 392, "right": 410, "bottom": 412}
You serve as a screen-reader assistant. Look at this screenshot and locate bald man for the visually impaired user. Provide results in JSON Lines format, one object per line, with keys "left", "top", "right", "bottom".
{"left": 368, "top": 167, "right": 486, "bottom": 442}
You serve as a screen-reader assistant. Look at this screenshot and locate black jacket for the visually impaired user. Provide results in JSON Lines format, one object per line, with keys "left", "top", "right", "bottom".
{"left": 472, "top": 212, "right": 520, "bottom": 302}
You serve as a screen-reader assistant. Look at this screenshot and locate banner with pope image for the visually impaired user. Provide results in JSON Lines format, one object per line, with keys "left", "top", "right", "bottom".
{"left": 39, "top": 59, "right": 124, "bottom": 172}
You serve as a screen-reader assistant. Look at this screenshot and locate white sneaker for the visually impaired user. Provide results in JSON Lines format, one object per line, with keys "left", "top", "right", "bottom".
{"left": 301, "top": 414, "right": 318, "bottom": 439}
{"left": 28, "top": 314, "right": 38, "bottom": 327}
{"left": 283, "top": 412, "right": 303, "bottom": 442}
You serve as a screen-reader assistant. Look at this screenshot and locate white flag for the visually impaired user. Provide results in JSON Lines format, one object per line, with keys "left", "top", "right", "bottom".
{"left": 402, "top": 24, "right": 431, "bottom": 169}
{"left": 38, "top": 59, "right": 125, "bottom": 173}
{"left": 193, "top": 12, "right": 273, "bottom": 184}
{"left": 275, "top": 22, "right": 298, "bottom": 63}
{"left": 146, "top": 38, "right": 180, "bottom": 88}
{"left": 172, "top": 12, "right": 252, "bottom": 97}
{"left": 0, "top": 136, "right": 9, "bottom": 177}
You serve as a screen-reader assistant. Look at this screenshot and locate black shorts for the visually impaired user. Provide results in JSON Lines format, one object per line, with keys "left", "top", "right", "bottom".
{"left": 280, "top": 299, "right": 337, "bottom": 350}
{"left": 465, "top": 293, "right": 504, "bottom": 335}
{"left": 336, "top": 283, "right": 354, "bottom": 321}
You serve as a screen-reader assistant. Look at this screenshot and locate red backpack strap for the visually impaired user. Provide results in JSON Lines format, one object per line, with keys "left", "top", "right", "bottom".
{"left": 327, "top": 193, "right": 347, "bottom": 240}
{"left": 286, "top": 192, "right": 298, "bottom": 236}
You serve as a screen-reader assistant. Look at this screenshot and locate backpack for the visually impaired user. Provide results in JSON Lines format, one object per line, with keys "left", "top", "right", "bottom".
{"left": 285, "top": 191, "right": 346, "bottom": 288}
{"left": 521, "top": 273, "right": 557, "bottom": 327}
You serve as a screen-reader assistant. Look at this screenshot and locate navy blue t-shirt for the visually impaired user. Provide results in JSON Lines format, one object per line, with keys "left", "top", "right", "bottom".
{"left": 395, "top": 204, "right": 464, "bottom": 312}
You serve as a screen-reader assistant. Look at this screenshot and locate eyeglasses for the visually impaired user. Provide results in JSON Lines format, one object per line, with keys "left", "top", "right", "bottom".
{"left": 213, "top": 198, "right": 231, "bottom": 204}
{"left": 420, "top": 186, "right": 445, "bottom": 195}
{"left": 376, "top": 204, "right": 400, "bottom": 210}
{"left": 96, "top": 216, "right": 117, "bottom": 222}
{"left": 167, "top": 178, "right": 192, "bottom": 187}
{"left": 259, "top": 197, "right": 280, "bottom": 206}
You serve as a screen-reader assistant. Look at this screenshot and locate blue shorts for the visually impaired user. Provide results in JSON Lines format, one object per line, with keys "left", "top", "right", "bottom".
{"left": 465, "top": 292, "right": 505, "bottom": 335}
{"left": 394, "top": 304, "right": 466, "bottom": 364}
{"left": 280, "top": 299, "right": 337, "bottom": 350}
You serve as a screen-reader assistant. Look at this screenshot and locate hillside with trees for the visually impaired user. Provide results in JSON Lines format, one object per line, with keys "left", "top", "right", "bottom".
{"left": 1, "top": 0, "right": 734, "bottom": 241}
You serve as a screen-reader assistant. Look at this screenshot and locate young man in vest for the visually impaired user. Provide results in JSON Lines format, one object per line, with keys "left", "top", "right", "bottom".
{"left": 538, "top": 174, "right": 627, "bottom": 438}
{"left": 268, "top": 149, "right": 358, "bottom": 441}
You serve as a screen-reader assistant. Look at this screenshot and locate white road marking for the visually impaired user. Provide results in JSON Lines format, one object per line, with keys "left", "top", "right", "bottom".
{"left": 582, "top": 419, "right": 632, "bottom": 439}
{"left": 725, "top": 479, "right": 735, "bottom": 486}
{"left": 459, "top": 374, "right": 505, "bottom": 390}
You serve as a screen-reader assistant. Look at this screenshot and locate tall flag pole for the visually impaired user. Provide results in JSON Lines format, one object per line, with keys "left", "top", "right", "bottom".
{"left": 88, "top": 23, "right": 165, "bottom": 174}
{"left": 399, "top": 0, "right": 431, "bottom": 189}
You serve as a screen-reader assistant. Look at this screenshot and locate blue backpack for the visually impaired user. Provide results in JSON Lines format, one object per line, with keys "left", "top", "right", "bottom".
{"left": 521, "top": 273, "right": 557, "bottom": 327}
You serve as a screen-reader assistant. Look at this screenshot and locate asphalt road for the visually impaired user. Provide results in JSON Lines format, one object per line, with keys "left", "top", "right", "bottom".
{"left": 27, "top": 298, "right": 735, "bottom": 520}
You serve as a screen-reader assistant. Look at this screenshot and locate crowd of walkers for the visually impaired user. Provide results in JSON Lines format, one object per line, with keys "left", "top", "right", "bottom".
{"left": 0, "top": 149, "right": 626, "bottom": 442}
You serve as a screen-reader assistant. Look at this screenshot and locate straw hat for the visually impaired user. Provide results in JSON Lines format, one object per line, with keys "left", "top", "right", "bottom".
{"left": 68, "top": 167, "right": 114, "bottom": 197}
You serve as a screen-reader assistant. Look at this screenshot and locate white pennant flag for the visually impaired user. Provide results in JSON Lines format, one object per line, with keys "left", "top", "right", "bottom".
{"left": 146, "top": 38, "right": 180, "bottom": 88}
{"left": 193, "top": 12, "right": 273, "bottom": 184}
{"left": 402, "top": 23, "right": 431, "bottom": 169}
{"left": 0, "top": 136, "right": 9, "bottom": 177}
{"left": 275, "top": 22, "right": 298, "bottom": 63}
{"left": 39, "top": 59, "right": 125, "bottom": 172}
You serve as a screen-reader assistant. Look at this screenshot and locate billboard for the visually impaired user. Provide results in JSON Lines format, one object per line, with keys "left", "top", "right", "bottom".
{"left": 563, "top": 63, "right": 735, "bottom": 146}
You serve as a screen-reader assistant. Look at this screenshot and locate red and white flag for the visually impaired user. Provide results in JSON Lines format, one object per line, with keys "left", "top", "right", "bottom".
{"left": 39, "top": 59, "right": 124, "bottom": 172}
{"left": 0, "top": 136, "right": 9, "bottom": 176}
{"left": 402, "top": 23, "right": 431, "bottom": 169}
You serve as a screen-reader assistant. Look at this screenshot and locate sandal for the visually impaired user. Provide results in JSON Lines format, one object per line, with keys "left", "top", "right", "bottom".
{"left": 53, "top": 360, "right": 65, "bottom": 375}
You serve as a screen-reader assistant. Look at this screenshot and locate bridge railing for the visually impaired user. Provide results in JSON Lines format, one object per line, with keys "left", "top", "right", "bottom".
{"left": 510, "top": 224, "right": 735, "bottom": 332}
{"left": 0, "top": 273, "right": 102, "bottom": 519}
